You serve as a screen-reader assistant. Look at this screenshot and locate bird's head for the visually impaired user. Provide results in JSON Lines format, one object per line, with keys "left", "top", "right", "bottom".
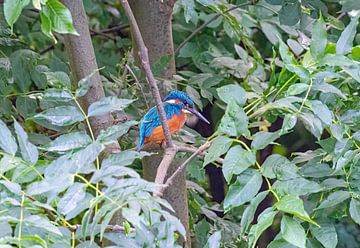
{"left": 164, "top": 90, "right": 210, "bottom": 124}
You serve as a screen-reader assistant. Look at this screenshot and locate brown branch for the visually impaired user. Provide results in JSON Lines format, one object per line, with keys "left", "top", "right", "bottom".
{"left": 156, "top": 141, "right": 212, "bottom": 196}
{"left": 90, "top": 29, "right": 117, "bottom": 40}
{"left": 175, "top": 3, "right": 249, "bottom": 54}
{"left": 120, "top": 0, "right": 176, "bottom": 185}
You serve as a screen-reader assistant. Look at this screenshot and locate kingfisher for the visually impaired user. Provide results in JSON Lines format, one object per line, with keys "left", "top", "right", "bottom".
{"left": 138, "top": 90, "right": 210, "bottom": 151}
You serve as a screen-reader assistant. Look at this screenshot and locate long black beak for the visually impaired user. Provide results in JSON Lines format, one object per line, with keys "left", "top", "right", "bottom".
{"left": 184, "top": 106, "right": 210, "bottom": 124}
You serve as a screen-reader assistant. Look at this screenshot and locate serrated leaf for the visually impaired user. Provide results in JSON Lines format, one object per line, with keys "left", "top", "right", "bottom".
{"left": 251, "top": 131, "right": 280, "bottom": 150}
{"left": 240, "top": 191, "right": 269, "bottom": 235}
{"left": 203, "top": 136, "right": 232, "bottom": 166}
{"left": 97, "top": 120, "right": 137, "bottom": 144}
{"left": 58, "top": 183, "right": 86, "bottom": 215}
{"left": 275, "top": 195, "right": 318, "bottom": 226}
{"left": 336, "top": 15, "right": 360, "bottom": 55}
{"left": 281, "top": 215, "right": 306, "bottom": 248}
{"left": 316, "top": 191, "right": 350, "bottom": 209}
{"left": 4, "top": 0, "right": 30, "bottom": 30}
{"left": 88, "top": 97, "right": 134, "bottom": 117}
{"left": 47, "top": 131, "right": 92, "bottom": 152}
{"left": 217, "top": 84, "right": 246, "bottom": 106}
{"left": 34, "top": 106, "right": 84, "bottom": 126}
{"left": 224, "top": 170, "right": 262, "bottom": 212}
{"left": 13, "top": 119, "right": 38, "bottom": 164}
{"left": 218, "top": 100, "right": 249, "bottom": 137}
{"left": 248, "top": 208, "right": 277, "bottom": 247}
{"left": 222, "top": 145, "right": 255, "bottom": 183}
{"left": 0, "top": 119, "right": 18, "bottom": 155}
{"left": 42, "top": 0, "right": 78, "bottom": 35}
{"left": 311, "top": 14, "right": 327, "bottom": 58}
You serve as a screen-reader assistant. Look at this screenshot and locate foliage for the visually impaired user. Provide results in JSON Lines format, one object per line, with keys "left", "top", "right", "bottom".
{"left": 1, "top": 0, "right": 360, "bottom": 247}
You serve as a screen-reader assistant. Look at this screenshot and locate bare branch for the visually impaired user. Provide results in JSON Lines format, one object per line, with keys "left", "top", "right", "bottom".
{"left": 120, "top": 0, "right": 173, "bottom": 149}
{"left": 156, "top": 141, "right": 212, "bottom": 196}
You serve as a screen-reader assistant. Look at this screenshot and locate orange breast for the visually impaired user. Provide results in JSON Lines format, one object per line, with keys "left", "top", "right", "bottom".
{"left": 145, "top": 112, "right": 186, "bottom": 144}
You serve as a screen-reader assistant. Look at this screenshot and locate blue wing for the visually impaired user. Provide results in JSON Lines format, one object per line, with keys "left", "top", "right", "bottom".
{"left": 138, "top": 103, "right": 182, "bottom": 150}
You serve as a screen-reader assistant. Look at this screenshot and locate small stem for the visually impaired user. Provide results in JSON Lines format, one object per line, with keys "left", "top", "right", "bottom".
{"left": 18, "top": 192, "right": 25, "bottom": 248}
{"left": 298, "top": 78, "right": 313, "bottom": 113}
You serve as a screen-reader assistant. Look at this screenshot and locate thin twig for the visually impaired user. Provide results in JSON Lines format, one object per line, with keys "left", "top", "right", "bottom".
{"left": 157, "top": 141, "right": 212, "bottom": 196}
{"left": 177, "top": 145, "right": 224, "bottom": 164}
{"left": 175, "top": 3, "right": 249, "bottom": 54}
{"left": 90, "top": 29, "right": 117, "bottom": 41}
{"left": 120, "top": 0, "right": 176, "bottom": 185}
{"left": 125, "top": 64, "right": 150, "bottom": 109}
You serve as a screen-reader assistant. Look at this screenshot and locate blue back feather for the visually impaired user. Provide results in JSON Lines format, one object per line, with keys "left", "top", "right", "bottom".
{"left": 138, "top": 102, "right": 183, "bottom": 150}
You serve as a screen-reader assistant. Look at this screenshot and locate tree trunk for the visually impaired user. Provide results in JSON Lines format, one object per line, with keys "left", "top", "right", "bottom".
{"left": 129, "top": 1, "right": 191, "bottom": 247}
{"left": 60, "top": 0, "right": 122, "bottom": 240}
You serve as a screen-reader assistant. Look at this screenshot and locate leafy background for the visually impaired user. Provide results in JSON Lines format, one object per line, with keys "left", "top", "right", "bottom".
{"left": 0, "top": 0, "right": 360, "bottom": 247}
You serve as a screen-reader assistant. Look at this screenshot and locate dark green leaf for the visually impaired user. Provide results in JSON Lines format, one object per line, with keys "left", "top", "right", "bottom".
{"left": 240, "top": 191, "right": 269, "bottom": 235}
{"left": 75, "top": 69, "right": 100, "bottom": 97}
{"left": 275, "top": 195, "right": 318, "bottom": 225}
{"left": 251, "top": 131, "right": 280, "bottom": 150}
{"left": 248, "top": 208, "right": 277, "bottom": 247}
{"left": 203, "top": 136, "right": 232, "bottom": 166}
{"left": 310, "top": 14, "right": 327, "bottom": 58}
{"left": 286, "top": 83, "right": 308, "bottom": 96}
{"left": 316, "top": 191, "right": 350, "bottom": 209}
{"left": 97, "top": 120, "right": 137, "bottom": 145}
{"left": 222, "top": 145, "right": 256, "bottom": 183}
{"left": 218, "top": 100, "right": 249, "bottom": 137}
{"left": 43, "top": 71, "right": 71, "bottom": 88}
{"left": 309, "top": 100, "right": 332, "bottom": 126}
{"left": 281, "top": 216, "right": 306, "bottom": 248}
{"left": 88, "top": 97, "right": 134, "bottom": 117}
{"left": 279, "top": 0, "right": 301, "bottom": 26}
{"left": 349, "top": 198, "right": 360, "bottom": 226}
{"left": 224, "top": 170, "right": 262, "bottom": 212}
{"left": 273, "top": 177, "right": 322, "bottom": 196}
{"left": 217, "top": 84, "right": 247, "bottom": 106}
{"left": 310, "top": 221, "right": 338, "bottom": 248}
{"left": 0, "top": 119, "right": 18, "bottom": 155}
{"left": 336, "top": 15, "right": 360, "bottom": 55}
{"left": 299, "top": 113, "right": 323, "bottom": 139}
{"left": 261, "top": 154, "right": 298, "bottom": 179}
{"left": 14, "top": 119, "right": 38, "bottom": 164}
{"left": 33, "top": 106, "right": 84, "bottom": 126}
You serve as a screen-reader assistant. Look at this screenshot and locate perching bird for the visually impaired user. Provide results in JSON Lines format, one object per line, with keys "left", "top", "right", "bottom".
{"left": 138, "top": 90, "right": 210, "bottom": 151}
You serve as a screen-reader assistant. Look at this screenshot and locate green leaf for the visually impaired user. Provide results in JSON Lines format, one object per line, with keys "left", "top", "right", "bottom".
{"left": 13, "top": 119, "right": 38, "bottom": 164}
{"left": 24, "top": 215, "right": 62, "bottom": 236}
{"left": 286, "top": 83, "right": 308, "bottom": 96}
{"left": 310, "top": 221, "right": 337, "bottom": 248}
{"left": 203, "top": 136, "right": 232, "bottom": 166}
{"left": 251, "top": 131, "right": 280, "bottom": 150}
{"left": 316, "top": 191, "right": 350, "bottom": 209}
{"left": 75, "top": 69, "right": 101, "bottom": 97}
{"left": 204, "top": 231, "right": 221, "bottom": 248}
{"left": 309, "top": 100, "right": 332, "bottom": 126}
{"left": 43, "top": 71, "right": 71, "bottom": 88}
{"left": 349, "top": 198, "right": 360, "bottom": 226}
{"left": 4, "top": 0, "right": 30, "bottom": 30}
{"left": 47, "top": 131, "right": 92, "bottom": 152}
{"left": 281, "top": 215, "right": 306, "bottom": 248}
{"left": 101, "top": 150, "right": 151, "bottom": 168}
{"left": 310, "top": 14, "right": 327, "bottom": 58}
{"left": 279, "top": 38, "right": 295, "bottom": 65}
{"left": 273, "top": 177, "right": 322, "bottom": 196}
{"left": 224, "top": 170, "right": 262, "bottom": 212}
{"left": 33, "top": 106, "right": 84, "bottom": 126}
{"left": 58, "top": 182, "right": 86, "bottom": 215}
{"left": 88, "top": 97, "right": 134, "bottom": 117}
{"left": 336, "top": 15, "right": 360, "bottom": 55}
{"left": 275, "top": 195, "right": 318, "bottom": 226}
{"left": 97, "top": 120, "right": 137, "bottom": 145}
{"left": 281, "top": 115, "right": 297, "bottom": 134}
{"left": 222, "top": 145, "right": 256, "bottom": 183}
{"left": 0, "top": 119, "right": 18, "bottom": 155}
{"left": 240, "top": 191, "right": 269, "bottom": 235}
{"left": 299, "top": 113, "right": 323, "bottom": 139}
{"left": 186, "top": 85, "right": 202, "bottom": 110}
{"left": 261, "top": 154, "right": 298, "bottom": 179}
{"left": 248, "top": 208, "right": 277, "bottom": 247}
{"left": 40, "top": 10, "right": 56, "bottom": 42}
{"left": 218, "top": 100, "right": 249, "bottom": 137}
{"left": 42, "top": 0, "right": 78, "bottom": 35}
{"left": 0, "top": 180, "right": 22, "bottom": 195}
{"left": 279, "top": 0, "right": 301, "bottom": 26}
{"left": 217, "top": 84, "right": 246, "bottom": 106}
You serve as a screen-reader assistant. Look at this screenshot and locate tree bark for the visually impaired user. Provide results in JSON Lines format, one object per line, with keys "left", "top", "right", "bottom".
{"left": 60, "top": 0, "right": 122, "bottom": 239}
{"left": 128, "top": 1, "right": 191, "bottom": 247}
